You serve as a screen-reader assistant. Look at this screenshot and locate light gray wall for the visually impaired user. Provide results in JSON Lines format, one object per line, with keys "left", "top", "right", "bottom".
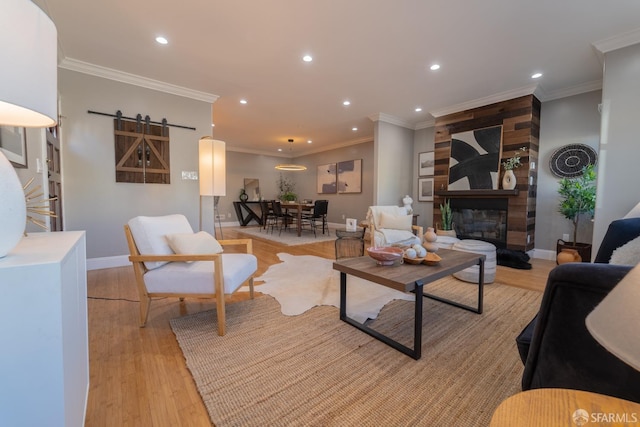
{"left": 536, "top": 90, "right": 602, "bottom": 252}
{"left": 59, "top": 69, "right": 212, "bottom": 258}
{"left": 374, "top": 120, "right": 414, "bottom": 205}
{"left": 593, "top": 43, "right": 640, "bottom": 255}
{"left": 412, "top": 126, "right": 436, "bottom": 230}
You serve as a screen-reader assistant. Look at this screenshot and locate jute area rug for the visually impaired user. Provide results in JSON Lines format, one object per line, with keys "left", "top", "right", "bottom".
{"left": 170, "top": 277, "right": 542, "bottom": 427}
{"left": 236, "top": 225, "right": 336, "bottom": 246}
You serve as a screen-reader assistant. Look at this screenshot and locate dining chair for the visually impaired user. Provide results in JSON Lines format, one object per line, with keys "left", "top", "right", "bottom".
{"left": 302, "top": 200, "right": 330, "bottom": 237}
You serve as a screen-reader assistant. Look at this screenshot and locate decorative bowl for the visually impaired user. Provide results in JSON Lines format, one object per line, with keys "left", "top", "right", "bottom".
{"left": 367, "top": 246, "right": 403, "bottom": 265}
{"left": 403, "top": 256, "right": 425, "bottom": 265}
{"left": 423, "top": 252, "right": 442, "bottom": 266}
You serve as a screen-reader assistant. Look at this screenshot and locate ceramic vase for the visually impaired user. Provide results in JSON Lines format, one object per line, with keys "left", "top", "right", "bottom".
{"left": 557, "top": 248, "right": 582, "bottom": 265}
{"left": 423, "top": 227, "right": 439, "bottom": 253}
{"left": 502, "top": 169, "right": 516, "bottom": 190}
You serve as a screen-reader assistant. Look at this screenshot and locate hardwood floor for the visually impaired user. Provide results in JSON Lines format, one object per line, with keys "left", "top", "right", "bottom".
{"left": 84, "top": 227, "right": 555, "bottom": 426}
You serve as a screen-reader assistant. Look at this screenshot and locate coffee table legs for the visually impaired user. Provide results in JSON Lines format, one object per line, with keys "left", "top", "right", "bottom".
{"left": 422, "top": 258, "right": 485, "bottom": 314}
{"left": 339, "top": 272, "right": 424, "bottom": 360}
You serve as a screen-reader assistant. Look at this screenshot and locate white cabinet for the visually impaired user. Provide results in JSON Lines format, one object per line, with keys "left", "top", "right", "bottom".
{"left": 0, "top": 231, "right": 88, "bottom": 427}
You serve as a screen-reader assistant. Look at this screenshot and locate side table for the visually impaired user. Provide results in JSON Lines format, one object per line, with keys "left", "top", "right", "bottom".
{"left": 335, "top": 228, "right": 365, "bottom": 259}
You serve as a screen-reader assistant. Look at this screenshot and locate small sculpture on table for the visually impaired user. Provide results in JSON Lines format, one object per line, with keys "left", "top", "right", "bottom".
{"left": 423, "top": 226, "right": 439, "bottom": 253}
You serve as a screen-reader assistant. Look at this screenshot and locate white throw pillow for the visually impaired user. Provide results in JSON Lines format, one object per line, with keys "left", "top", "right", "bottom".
{"left": 378, "top": 212, "right": 412, "bottom": 231}
{"left": 610, "top": 235, "right": 640, "bottom": 266}
{"left": 128, "top": 214, "right": 194, "bottom": 270}
{"left": 165, "top": 231, "right": 224, "bottom": 256}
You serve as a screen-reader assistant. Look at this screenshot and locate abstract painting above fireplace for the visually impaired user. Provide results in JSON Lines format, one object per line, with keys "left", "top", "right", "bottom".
{"left": 448, "top": 125, "right": 502, "bottom": 191}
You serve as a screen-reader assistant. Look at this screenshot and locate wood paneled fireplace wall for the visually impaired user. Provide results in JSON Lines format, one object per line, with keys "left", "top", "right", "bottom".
{"left": 433, "top": 95, "right": 540, "bottom": 251}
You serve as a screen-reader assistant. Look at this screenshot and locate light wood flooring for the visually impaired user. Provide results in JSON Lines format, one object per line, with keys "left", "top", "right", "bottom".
{"left": 84, "top": 227, "right": 555, "bottom": 426}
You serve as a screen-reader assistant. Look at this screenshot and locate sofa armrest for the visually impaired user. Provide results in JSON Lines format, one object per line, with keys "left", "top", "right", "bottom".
{"left": 522, "top": 262, "right": 640, "bottom": 401}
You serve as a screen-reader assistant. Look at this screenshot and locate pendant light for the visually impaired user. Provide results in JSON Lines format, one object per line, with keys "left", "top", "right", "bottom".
{"left": 275, "top": 139, "right": 307, "bottom": 171}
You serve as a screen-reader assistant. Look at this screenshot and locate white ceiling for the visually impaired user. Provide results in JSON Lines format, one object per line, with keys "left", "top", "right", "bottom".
{"left": 35, "top": 0, "right": 640, "bottom": 158}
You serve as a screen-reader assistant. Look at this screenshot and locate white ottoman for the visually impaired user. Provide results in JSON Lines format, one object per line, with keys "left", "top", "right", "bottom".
{"left": 435, "top": 236, "right": 460, "bottom": 250}
{"left": 451, "top": 239, "right": 497, "bottom": 284}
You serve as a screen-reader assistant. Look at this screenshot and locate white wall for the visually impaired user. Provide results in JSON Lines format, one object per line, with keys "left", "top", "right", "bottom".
{"left": 593, "top": 42, "right": 640, "bottom": 255}
{"left": 536, "top": 90, "right": 602, "bottom": 252}
{"left": 59, "top": 70, "right": 212, "bottom": 259}
{"left": 373, "top": 120, "right": 414, "bottom": 205}
{"left": 412, "top": 126, "right": 436, "bottom": 230}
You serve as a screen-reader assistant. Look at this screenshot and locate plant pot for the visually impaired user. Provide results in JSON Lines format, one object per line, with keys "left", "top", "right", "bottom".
{"left": 436, "top": 229, "right": 457, "bottom": 238}
{"left": 556, "top": 239, "right": 592, "bottom": 264}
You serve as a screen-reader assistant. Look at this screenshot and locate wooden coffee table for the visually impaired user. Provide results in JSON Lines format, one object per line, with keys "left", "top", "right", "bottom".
{"left": 333, "top": 248, "right": 485, "bottom": 359}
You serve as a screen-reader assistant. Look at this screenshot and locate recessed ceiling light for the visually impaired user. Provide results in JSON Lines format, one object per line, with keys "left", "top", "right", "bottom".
{"left": 352, "top": 127, "right": 358, "bottom": 131}
{"left": 531, "top": 72, "right": 543, "bottom": 79}
{"left": 430, "top": 64, "right": 440, "bottom": 71}
{"left": 415, "top": 107, "right": 423, "bottom": 112}
{"left": 302, "top": 55, "right": 313, "bottom": 62}
{"left": 211, "top": 123, "right": 215, "bottom": 127}
{"left": 307, "top": 140, "right": 312, "bottom": 144}
{"left": 155, "top": 36, "right": 168, "bottom": 45}
{"left": 240, "top": 99, "right": 247, "bottom": 104}
{"left": 343, "top": 100, "right": 351, "bottom": 106}
{"left": 278, "top": 148, "right": 283, "bottom": 152}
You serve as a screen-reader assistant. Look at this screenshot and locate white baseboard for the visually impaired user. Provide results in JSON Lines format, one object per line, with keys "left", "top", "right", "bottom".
{"left": 530, "top": 248, "right": 557, "bottom": 261}
{"left": 87, "top": 255, "right": 130, "bottom": 271}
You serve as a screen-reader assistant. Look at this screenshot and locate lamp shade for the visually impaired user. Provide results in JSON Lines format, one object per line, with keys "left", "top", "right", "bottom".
{"left": 586, "top": 262, "right": 640, "bottom": 371}
{"left": 0, "top": 0, "right": 58, "bottom": 127}
{"left": 198, "top": 137, "right": 226, "bottom": 196}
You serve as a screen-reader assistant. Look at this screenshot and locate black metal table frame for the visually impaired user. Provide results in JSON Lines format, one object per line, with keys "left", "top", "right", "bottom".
{"left": 338, "top": 258, "right": 484, "bottom": 360}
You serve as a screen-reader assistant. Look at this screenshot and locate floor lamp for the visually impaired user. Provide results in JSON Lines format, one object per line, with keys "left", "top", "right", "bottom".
{"left": 198, "top": 137, "right": 226, "bottom": 238}
{"left": 0, "top": 0, "right": 58, "bottom": 257}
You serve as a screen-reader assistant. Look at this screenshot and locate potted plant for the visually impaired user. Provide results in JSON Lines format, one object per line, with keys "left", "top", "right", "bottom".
{"left": 556, "top": 164, "right": 596, "bottom": 262}
{"left": 436, "top": 198, "right": 456, "bottom": 237}
{"left": 277, "top": 174, "right": 297, "bottom": 203}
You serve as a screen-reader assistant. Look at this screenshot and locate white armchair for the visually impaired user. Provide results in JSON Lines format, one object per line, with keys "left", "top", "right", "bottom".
{"left": 366, "top": 206, "right": 423, "bottom": 247}
{"left": 124, "top": 214, "right": 257, "bottom": 336}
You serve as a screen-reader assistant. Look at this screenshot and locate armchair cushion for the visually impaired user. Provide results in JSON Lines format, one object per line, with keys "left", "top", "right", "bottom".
{"left": 144, "top": 254, "right": 258, "bottom": 294}
{"left": 128, "top": 214, "right": 194, "bottom": 270}
{"left": 165, "top": 231, "right": 224, "bottom": 256}
{"left": 378, "top": 212, "right": 412, "bottom": 231}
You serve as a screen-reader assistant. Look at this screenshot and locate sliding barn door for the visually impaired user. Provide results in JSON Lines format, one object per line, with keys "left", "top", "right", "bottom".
{"left": 114, "top": 119, "right": 170, "bottom": 184}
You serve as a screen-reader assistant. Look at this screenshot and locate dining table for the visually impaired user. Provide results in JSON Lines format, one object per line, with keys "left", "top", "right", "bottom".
{"left": 282, "top": 202, "right": 314, "bottom": 236}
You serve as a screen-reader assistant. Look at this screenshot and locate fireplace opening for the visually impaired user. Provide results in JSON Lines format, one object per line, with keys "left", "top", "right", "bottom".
{"left": 450, "top": 198, "right": 508, "bottom": 248}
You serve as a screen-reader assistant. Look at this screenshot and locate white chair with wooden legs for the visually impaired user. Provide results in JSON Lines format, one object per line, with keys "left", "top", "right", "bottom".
{"left": 124, "top": 214, "right": 257, "bottom": 336}
{"left": 366, "top": 205, "right": 423, "bottom": 247}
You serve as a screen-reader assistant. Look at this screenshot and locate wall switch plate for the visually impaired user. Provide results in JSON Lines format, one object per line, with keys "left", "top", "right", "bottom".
{"left": 181, "top": 171, "right": 198, "bottom": 180}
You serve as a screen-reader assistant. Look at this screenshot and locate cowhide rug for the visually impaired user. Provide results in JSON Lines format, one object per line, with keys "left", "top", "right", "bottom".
{"left": 251, "top": 253, "right": 414, "bottom": 323}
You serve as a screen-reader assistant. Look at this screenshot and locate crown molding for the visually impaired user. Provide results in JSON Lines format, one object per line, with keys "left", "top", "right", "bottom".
{"left": 226, "top": 136, "right": 373, "bottom": 157}
{"left": 592, "top": 27, "right": 640, "bottom": 54}
{"left": 414, "top": 117, "right": 436, "bottom": 129}
{"left": 368, "top": 113, "right": 413, "bottom": 129}
{"left": 535, "top": 79, "right": 603, "bottom": 102}
{"left": 429, "top": 84, "right": 538, "bottom": 117}
{"left": 59, "top": 57, "right": 220, "bottom": 103}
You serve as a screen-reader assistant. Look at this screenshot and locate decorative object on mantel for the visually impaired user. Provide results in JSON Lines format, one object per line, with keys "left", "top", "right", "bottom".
{"left": 0, "top": 0, "right": 57, "bottom": 258}
{"left": 501, "top": 147, "right": 527, "bottom": 190}
{"left": 549, "top": 143, "right": 597, "bottom": 178}
{"left": 556, "top": 164, "right": 596, "bottom": 262}
{"left": 437, "top": 199, "right": 456, "bottom": 237}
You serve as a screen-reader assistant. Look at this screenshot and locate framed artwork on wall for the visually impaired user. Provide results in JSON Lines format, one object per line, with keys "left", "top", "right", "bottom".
{"left": 317, "top": 163, "right": 337, "bottom": 194}
{"left": 337, "top": 159, "right": 362, "bottom": 193}
{"left": 418, "top": 178, "right": 434, "bottom": 202}
{"left": 448, "top": 125, "right": 502, "bottom": 190}
{"left": 0, "top": 126, "right": 27, "bottom": 168}
{"left": 419, "top": 151, "right": 434, "bottom": 176}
